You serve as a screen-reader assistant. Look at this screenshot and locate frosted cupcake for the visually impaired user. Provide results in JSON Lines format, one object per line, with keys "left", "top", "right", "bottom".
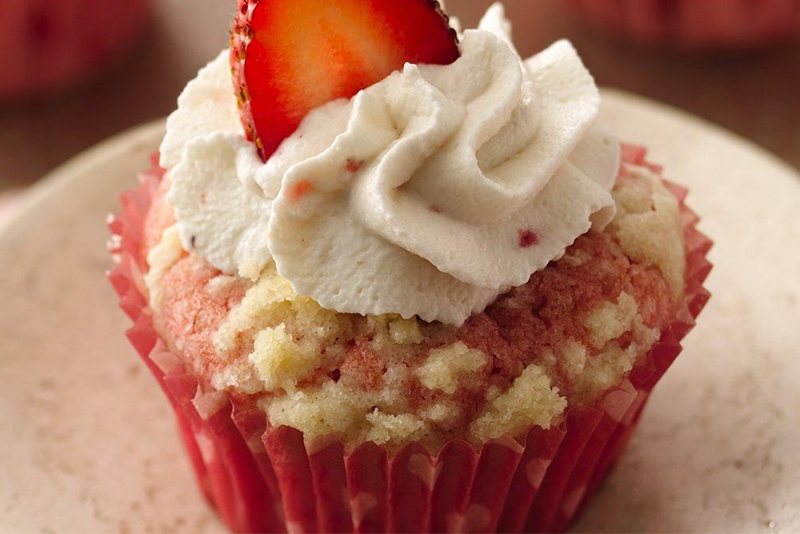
{"left": 562, "top": 0, "right": 800, "bottom": 49}
{"left": 0, "top": 0, "right": 149, "bottom": 100}
{"left": 109, "top": 1, "right": 711, "bottom": 532}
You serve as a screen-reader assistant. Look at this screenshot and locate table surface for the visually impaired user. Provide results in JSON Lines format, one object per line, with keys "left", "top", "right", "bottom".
{"left": 1, "top": 0, "right": 799, "bottom": 192}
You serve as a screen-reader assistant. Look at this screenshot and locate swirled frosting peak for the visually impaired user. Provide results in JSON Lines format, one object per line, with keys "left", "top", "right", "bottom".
{"left": 162, "top": 4, "right": 619, "bottom": 326}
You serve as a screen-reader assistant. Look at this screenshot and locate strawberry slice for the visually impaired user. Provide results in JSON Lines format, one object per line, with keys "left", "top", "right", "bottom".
{"left": 231, "top": 0, "right": 459, "bottom": 160}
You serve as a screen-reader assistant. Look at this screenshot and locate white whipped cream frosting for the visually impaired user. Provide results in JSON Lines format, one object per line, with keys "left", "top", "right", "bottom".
{"left": 162, "top": 4, "right": 619, "bottom": 326}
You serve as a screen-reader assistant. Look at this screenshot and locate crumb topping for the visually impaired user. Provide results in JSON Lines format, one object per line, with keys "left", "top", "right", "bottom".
{"left": 470, "top": 364, "right": 568, "bottom": 443}
{"left": 609, "top": 164, "right": 686, "bottom": 301}
{"left": 250, "top": 324, "right": 323, "bottom": 392}
{"left": 143, "top": 166, "right": 686, "bottom": 451}
{"left": 417, "top": 342, "right": 489, "bottom": 395}
{"left": 584, "top": 292, "right": 639, "bottom": 350}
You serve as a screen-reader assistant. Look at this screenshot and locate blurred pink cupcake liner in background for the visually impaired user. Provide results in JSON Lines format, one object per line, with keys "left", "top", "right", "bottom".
{"left": 0, "top": 0, "right": 150, "bottom": 100}
{"left": 562, "top": 0, "right": 800, "bottom": 49}
{"left": 108, "top": 147, "right": 712, "bottom": 533}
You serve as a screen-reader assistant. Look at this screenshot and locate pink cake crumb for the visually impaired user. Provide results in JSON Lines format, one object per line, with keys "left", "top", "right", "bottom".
{"left": 156, "top": 255, "right": 247, "bottom": 382}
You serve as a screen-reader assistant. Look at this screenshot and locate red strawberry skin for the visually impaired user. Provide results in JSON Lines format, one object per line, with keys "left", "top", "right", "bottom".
{"left": 231, "top": 0, "right": 459, "bottom": 160}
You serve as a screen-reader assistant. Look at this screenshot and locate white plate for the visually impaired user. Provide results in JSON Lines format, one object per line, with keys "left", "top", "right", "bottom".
{"left": 0, "top": 90, "right": 798, "bottom": 534}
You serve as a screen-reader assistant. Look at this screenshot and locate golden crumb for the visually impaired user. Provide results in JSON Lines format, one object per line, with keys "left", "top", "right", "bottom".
{"left": 417, "top": 342, "right": 488, "bottom": 395}
{"left": 388, "top": 317, "right": 424, "bottom": 345}
{"left": 609, "top": 165, "right": 685, "bottom": 301}
{"left": 213, "top": 264, "right": 295, "bottom": 354}
{"left": 421, "top": 402, "right": 461, "bottom": 426}
{"left": 214, "top": 263, "right": 346, "bottom": 358}
{"left": 238, "top": 260, "right": 263, "bottom": 281}
{"left": 584, "top": 292, "right": 638, "bottom": 350}
{"left": 469, "top": 364, "right": 567, "bottom": 443}
{"left": 144, "top": 225, "right": 185, "bottom": 309}
{"left": 250, "top": 325, "right": 323, "bottom": 392}
{"left": 563, "top": 295, "right": 661, "bottom": 402}
{"left": 210, "top": 358, "right": 264, "bottom": 395}
{"left": 560, "top": 340, "right": 588, "bottom": 379}
{"left": 263, "top": 381, "right": 436, "bottom": 451}
{"left": 365, "top": 411, "right": 426, "bottom": 446}
{"left": 265, "top": 381, "right": 368, "bottom": 440}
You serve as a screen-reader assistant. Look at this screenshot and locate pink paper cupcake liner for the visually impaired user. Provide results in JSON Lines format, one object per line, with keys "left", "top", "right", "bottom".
{"left": 108, "top": 146, "right": 712, "bottom": 533}
{"left": 562, "top": 0, "right": 800, "bottom": 49}
{"left": 0, "top": 0, "right": 149, "bottom": 100}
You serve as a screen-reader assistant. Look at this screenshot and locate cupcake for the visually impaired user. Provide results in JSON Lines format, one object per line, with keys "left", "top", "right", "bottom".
{"left": 109, "top": 1, "right": 712, "bottom": 532}
{"left": 0, "top": 0, "right": 149, "bottom": 100}
{"left": 562, "top": 0, "right": 800, "bottom": 49}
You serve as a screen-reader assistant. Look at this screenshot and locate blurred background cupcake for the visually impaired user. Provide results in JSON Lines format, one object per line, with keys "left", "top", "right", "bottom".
{"left": 0, "top": 0, "right": 151, "bottom": 100}
{"left": 0, "top": 0, "right": 231, "bottom": 226}
{"left": 561, "top": 0, "right": 800, "bottom": 50}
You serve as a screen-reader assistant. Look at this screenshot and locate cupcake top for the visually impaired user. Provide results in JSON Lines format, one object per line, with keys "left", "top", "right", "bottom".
{"left": 159, "top": 4, "right": 620, "bottom": 326}
{"left": 143, "top": 1, "right": 688, "bottom": 452}
{"left": 143, "top": 160, "right": 684, "bottom": 451}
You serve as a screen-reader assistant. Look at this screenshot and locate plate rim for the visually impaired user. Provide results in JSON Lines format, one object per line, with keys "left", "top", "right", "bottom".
{"left": 0, "top": 119, "right": 166, "bottom": 240}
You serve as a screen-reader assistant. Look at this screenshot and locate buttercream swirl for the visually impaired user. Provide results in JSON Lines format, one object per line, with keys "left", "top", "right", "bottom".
{"left": 161, "top": 5, "right": 619, "bottom": 326}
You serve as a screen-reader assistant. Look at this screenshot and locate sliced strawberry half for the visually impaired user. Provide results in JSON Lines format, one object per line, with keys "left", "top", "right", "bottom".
{"left": 231, "top": 0, "right": 459, "bottom": 161}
